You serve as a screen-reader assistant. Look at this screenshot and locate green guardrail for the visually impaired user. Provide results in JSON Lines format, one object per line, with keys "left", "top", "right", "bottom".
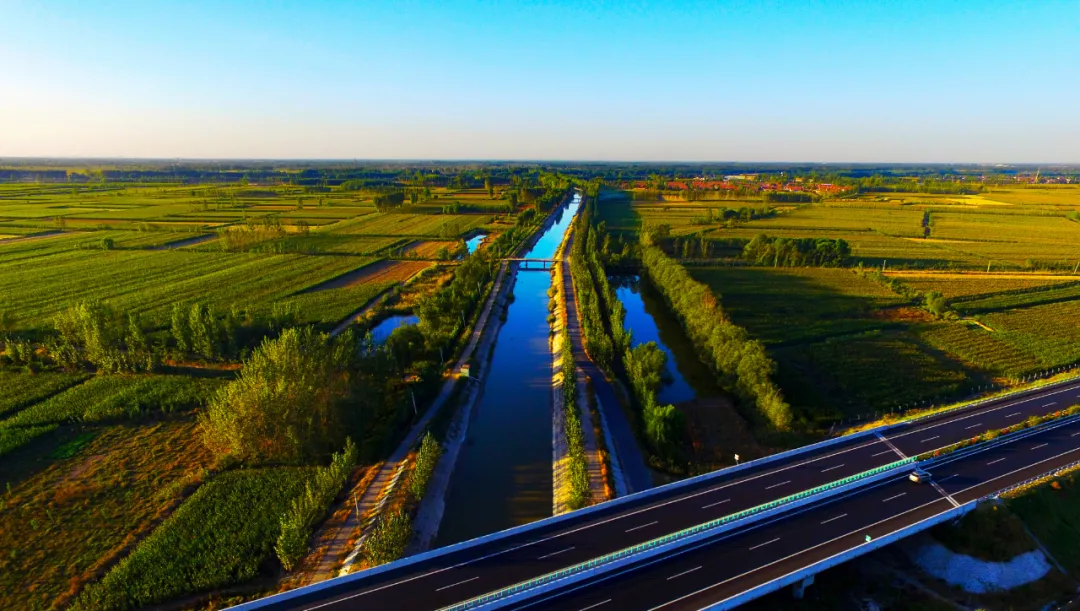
{"left": 445, "top": 457, "right": 915, "bottom": 610}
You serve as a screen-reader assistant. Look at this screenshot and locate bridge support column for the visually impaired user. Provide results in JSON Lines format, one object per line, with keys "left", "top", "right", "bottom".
{"left": 791, "top": 575, "right": 814, "bottom": 599}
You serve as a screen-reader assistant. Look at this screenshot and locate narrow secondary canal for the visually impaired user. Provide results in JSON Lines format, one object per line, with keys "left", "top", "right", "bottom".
{"left": 613, "top": 275, "right": 719, "bottom": 405}
{"left": 436, "top": 193, "right": 582, "bottom": 546}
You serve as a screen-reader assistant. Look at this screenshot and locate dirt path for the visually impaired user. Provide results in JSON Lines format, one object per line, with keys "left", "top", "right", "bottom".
{"left": 886, "top": 271, "right": 1080, "bottom": 280}
{"left": 0, "top": 230, "right": 63, "bottom": 244}
{"left": 561, "top": 228, "right": 652, "bottom": 494}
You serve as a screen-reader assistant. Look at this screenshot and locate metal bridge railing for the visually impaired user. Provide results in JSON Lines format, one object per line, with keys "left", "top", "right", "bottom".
{"left": 442, "top": 457, "right": 915, "bottom": 611}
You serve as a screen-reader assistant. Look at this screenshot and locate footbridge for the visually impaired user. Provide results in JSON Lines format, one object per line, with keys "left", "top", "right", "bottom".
{"left": 231, "top": 375, "right": 1080, "bottom": 611}
{"left": 503, "top": 257, "right": 557, "bottom": 271}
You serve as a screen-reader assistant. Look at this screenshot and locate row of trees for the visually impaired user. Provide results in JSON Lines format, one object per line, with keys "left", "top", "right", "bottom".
{"left": 52, "top": 301, "right": 155, "bottom": 373}
{"left": 569, "top": 195, "right": 686, "bottom": 465}
{"left": 561, "top": 329, "right": 591, "bottom": 510}
{"left": 741, "top": 234, "right": 851, "bottom": 267}
{"left": 640, "top": 240, "right": 793, "bottom": 430}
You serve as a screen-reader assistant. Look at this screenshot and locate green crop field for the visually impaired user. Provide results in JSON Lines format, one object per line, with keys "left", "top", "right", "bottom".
{"left": 71, "top": 467, "right": 312, "bottom": 610}
{"left": 688, "top": 266, "right": 990, "bottom": 420}
{"left": 0, "top": 374, "right": 224, "bottom": 429}
{"left": 0, "top": 371, "right": 90, "bottom": 418}
{"left": 0, "top": 246, "right": 383, "bottom": 331}
{"left": 773, "top": 329, "right": 972, "bottom": 423}
{"left": 690, "top": 267, "right": 903, "bottom": 345}
{"left": 889, "top": 273, "right": 1078, "bottom": 299}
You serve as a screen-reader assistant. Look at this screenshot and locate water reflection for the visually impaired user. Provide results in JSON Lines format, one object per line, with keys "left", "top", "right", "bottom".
{"left": 369, "top": 314, "right": 419, "bottom": 344}
{"left": 613, "top": 275, "right": 719, "bottom": 405}
{"left": 435, "top": 193, "right": 581, "bottom": 546}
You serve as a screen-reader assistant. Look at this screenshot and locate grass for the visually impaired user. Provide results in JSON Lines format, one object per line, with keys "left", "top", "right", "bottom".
{"left": 0, "top": 424, "right": 59, "bottom": 458}
{"left": 0, "top": 421, "right": 215, "bottom": 611}
{"left": 931, "top": 502, "right": 1036, "bottom": 562}
{"left": 71, "top": 466, "right": 312, "bottom": 611}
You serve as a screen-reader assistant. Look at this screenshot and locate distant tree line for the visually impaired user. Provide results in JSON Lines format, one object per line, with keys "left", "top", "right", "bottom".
{"left": 741, "top": 234, "right": 851, "bottom": 267}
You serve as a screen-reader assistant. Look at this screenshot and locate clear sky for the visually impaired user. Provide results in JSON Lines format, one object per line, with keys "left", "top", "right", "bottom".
{"left": 2, "top": 0, "right": 1078, "bottom": 162}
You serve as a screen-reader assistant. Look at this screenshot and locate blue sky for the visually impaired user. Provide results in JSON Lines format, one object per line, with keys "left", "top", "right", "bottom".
{"left": 2, "top": 0, "right": 1078, "bottom": 161}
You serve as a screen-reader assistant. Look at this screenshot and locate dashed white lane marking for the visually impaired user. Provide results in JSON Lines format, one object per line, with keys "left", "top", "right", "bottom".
{"left": 988, "top": 458, "right": 1006, "bottom": 466}
{"left": 882, "top": 492, "right": 907, "bottom": 503}
{"left": 666, "top": 566, "right": 702, "bottom": 581}
{"left": 435, "top": 576, "right": 479, "bottom": 591}
{"left": 820, "top": 513, "right": 848, "bottom": 525}
{"left": 1031, "top": 443, "right": 1049, "bottom": 451}
{"left": 702, "top": 499, "right": 730, "bottom": 510}
{"left": 821, "top": 464, "right": 845, "bottom": 473}
{"left": 920, "top": 436, "right": 940, "bottom": 443}
{"left": 1006, "top": 412, "right": 1021, "bottom": 418}
{"left": 625, "top": 521, "right": 659, "bottom": 533}
{"left": 871, "top": 450, "right": 894, "bottom": 457}
{"left": 749, "top": 537, "right": 781, "bottom": 551}
{"left": 765, "top": 480, "right": 791, "bottom": 490}
{"left": 577, "top": 600, "right": 611, "bottom": 611}
{"left": 1073, "top": 432, "right": 1080, "bottom": 437}
{"left": 538, "top": 546, "right": 575, "bottom": 560}
{"left": 965, "top": 422, "right": 983, "bottom": 430}
{"left": 937, "top": 474, "right": 959, "bottom": 482}
{"left": 1044, "top": 402, "right": 1058, "bottom": 407}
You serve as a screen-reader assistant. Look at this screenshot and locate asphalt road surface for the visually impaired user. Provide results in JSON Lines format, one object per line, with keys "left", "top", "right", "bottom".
{"left": 240, "top": 379, "right": 1080, "bottom": 611}
{"left": 507, "top": 416, "right": 1080, "bottom": 611}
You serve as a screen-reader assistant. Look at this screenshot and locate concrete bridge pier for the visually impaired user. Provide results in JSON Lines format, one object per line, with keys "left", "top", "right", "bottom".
{"left": 791, "top": 575, "right": 815, "bottom": 599}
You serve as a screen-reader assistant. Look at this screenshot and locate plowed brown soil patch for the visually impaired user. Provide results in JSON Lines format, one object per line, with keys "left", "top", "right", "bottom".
{"left": 309, "top": 260, "right": 433, "bottom": 292}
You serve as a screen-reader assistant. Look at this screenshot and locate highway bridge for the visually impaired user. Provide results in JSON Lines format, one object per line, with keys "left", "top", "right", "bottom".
{"left": 234, "top": 377, "right": 1080, "bottom": 611}
{"left": 501, "top": 415, "right": 1080, "bottom": 610}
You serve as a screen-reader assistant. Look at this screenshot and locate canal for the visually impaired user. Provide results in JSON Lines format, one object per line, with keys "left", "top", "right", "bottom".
{"left": 613, "top": 275, "right": 720, "bottom": 405}
{"left": 435, "top": 193, "right": 582, "bottom": 546}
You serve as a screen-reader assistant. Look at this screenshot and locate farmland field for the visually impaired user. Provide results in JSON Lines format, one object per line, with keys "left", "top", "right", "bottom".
{"left": 0, "top": 371, "right": 90, "bottom": 418}
{"left": 687, "top": 266, "right": 983, "bottom": 420}
{"left": 0, "top": 421, "right": 216, "bottom": 610}
{"left": 0, "top": 247, "right": 382, "bottom": 330}
{"left": 886, "top": 272, "right": 1079, "bottom": 299}
{"left": 690, "top": 267, "right": 903, "bottom": 345}
{"left": 71, "top": 467, "right": 312, "bottom": 610}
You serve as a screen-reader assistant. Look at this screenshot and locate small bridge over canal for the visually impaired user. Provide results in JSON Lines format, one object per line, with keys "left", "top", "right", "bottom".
{"left": 503, "top": 258, "right": 557, "bottom": 271}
